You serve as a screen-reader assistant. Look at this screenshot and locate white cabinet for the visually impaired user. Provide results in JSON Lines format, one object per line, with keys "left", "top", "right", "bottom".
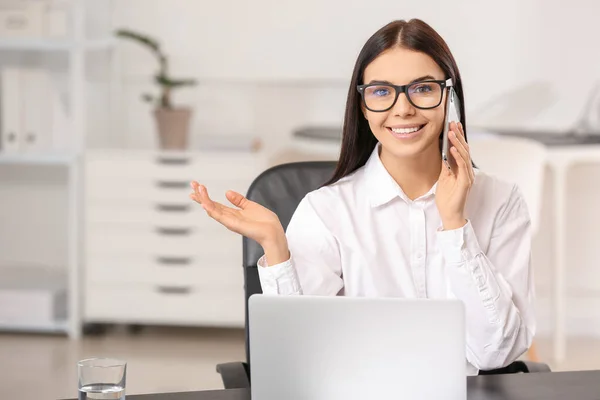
{"left": 83, "top": 150, "right": 265, "bottom": 328}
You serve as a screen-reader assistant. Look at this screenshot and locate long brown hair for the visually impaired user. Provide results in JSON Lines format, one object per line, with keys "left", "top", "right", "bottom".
{"left": 325, "top": 19, "right": 467, "bottom": 186}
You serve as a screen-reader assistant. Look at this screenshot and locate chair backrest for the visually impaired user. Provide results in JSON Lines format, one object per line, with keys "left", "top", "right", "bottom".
{"left": 242, "top": 161, "right": 337, "bottom": 364}
{"left": 468, "top": 135, "right": 547, "bottom": 234}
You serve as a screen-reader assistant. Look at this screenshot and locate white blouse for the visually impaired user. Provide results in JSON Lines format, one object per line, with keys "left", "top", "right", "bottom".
{"left": 257, "top": 144, "right": 536, "bottom": 376}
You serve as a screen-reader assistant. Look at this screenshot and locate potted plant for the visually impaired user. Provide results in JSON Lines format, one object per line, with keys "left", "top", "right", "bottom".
{"left": 115, "top": 28, "right": 197, "bottom": 150}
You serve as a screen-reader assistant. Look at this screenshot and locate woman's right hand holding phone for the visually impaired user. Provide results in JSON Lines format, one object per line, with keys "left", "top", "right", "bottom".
{"left": 189, "top": 181, "right": 290, "bottom": 266}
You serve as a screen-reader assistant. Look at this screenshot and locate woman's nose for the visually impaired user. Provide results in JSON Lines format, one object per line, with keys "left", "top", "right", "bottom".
{"left": 391, "top": 92, "right": 416, "bottom": 117}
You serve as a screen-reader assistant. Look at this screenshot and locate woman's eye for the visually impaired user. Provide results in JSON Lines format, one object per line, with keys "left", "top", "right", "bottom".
{"left": 372, "top": 87, "right": 390, "bottom": 96}
{"left": 413, "top": 84, "right": 433, "bottom": 93}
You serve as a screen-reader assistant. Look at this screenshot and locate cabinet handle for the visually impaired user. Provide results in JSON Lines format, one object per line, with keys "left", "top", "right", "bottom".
{"left": 156, "top": 286, "right": 192, "bottom": 295}
{"left": 156, "top": 256, "right": 192, "bottom": 266}
{"left": 156, "top": 180, "right": 189, "bottom": 189}
{"left": 156, "top": 227, "right": 192, "bottom": 236}
{"left": 155, "top": 204, "right": 191, "bottom": 213}
{"left": 156, "top": 156, "right": 190, "bottom": 166}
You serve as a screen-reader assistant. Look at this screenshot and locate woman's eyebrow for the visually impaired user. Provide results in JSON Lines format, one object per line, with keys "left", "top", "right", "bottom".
{"left": 366, "top": 75, "right": 437, "bottom": 85}
{"left": 410, "top": 75, "right": 436, "bottom": 83}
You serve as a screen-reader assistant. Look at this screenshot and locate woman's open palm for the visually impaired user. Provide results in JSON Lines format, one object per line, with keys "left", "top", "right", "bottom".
{"left": 189, "top": 181, "right": 284, "bottom": 246}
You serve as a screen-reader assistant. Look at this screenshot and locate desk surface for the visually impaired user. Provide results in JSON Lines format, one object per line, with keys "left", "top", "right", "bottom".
{"left": 65, "top": 370, "right": 600, "bottom": 400}
{"left": 495, "top": 130, "right": 600, "bottom": 146}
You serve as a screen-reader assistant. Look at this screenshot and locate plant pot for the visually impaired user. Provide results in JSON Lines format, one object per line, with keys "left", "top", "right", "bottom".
{"left": 153, "top": 107, "right": 192, "bottom": 150}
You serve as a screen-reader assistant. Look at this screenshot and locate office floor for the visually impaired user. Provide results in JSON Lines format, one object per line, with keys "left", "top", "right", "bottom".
{"left": 1, "top": 327, "right": 599, "bottom": 400}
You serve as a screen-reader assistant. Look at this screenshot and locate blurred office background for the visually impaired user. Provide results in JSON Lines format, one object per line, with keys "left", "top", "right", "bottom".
{"left": 1, "top": 0, "right": 600, "bottom": 399}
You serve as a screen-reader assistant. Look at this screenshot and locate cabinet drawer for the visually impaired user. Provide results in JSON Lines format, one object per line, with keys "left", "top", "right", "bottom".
{"left": 85, "top": 178, "right": 251, "bottom": 204}
{"left": 84, "top": 285, "right": 244, "bottom": 327}
{"left": 86, "top": 223, "right": 241, "bottom": 259}
{"left": 86, "top": 254, "right": 243, "bottom": 288}
{"left": 86, "top": 152, "right": 264, "bottom": 182}
{"left": 86, "top": 200, "right": 197, "bottom": 226}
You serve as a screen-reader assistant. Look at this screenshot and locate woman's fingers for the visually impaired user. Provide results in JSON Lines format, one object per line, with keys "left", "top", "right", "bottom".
{"left": 191, "top": 182, "right": 249, "bottom": 211}
{"left": 190, "top": 181, "right": 205, "bottom": 203}
{"left": 189, "top": 181, "right": 218, "bottom": 211}
{"left": 450, "top": 145, "right": 471, "bottom": 187}
{"left": 455, "top": 121, "right": 465, "bottom": 138}
{"left": 190, "top": 181, "right": 200, "bottom": 201}
{"left": 189, "top": 181, "right": 220, "bottom": 212}
{"left": 449, "top": 126, "right": 468, "bottom": 161}
{"left": 190, "top": 182, "right": 247, "bottom": 231}
{"left": 456, "top": 122, "right": 475, "bottom": 182}
{"left": 198, "top": 184, "right": 217, "bottom": 211}
{"left": 450, "top": 123, "right": 474, "bottom": 182}
{"left": 449, "top": 131, "right": 468, "bottom": 173}
{"left": 226, "top": 190, "right": 250, "bottom": 209}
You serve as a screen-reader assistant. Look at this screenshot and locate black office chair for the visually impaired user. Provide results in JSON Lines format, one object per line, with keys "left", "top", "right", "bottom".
{"left": 215, "top": 161, "right": 550, "bottom": 389}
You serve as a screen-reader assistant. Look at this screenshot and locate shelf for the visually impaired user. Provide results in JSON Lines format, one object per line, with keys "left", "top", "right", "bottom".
{"left": 0, "top": 266, "right": 68, "bottom": 335}
{"left": 0, "top": 153, "right": 77, "bottom": 166}
{"left": 0, "top": 320, "right": 68, "bottom": 334}
{"left": 0, "top": 38, "right": 115, "bottom": 52}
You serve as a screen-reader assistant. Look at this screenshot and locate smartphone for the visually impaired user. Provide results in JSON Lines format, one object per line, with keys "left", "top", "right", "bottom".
{"left": 441, "top": 87, "right": 461, "bottom": 170}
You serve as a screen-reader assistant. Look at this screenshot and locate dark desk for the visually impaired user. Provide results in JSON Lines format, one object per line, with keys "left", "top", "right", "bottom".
{"left": 466, "top": 370, "right": 600, "bottom": 400}
{"left": 492, "top": 129, "right": 600, "bottom": 146}
{"left": 64, "top": 370, "right": 600, "bottom": 400}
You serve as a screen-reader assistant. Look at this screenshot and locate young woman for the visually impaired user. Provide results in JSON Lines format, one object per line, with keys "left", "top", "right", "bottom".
{"left": 190, "top": 19, "right": 535, "bottom": 375}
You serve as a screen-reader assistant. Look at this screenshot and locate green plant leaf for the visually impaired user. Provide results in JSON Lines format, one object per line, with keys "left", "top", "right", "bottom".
{"left": 115, "top": 29, "right": 161, "bottom": 53}
{"left": 155, "top": 74, "right": 197, "bottom": 88}
{"left": 115, "top": 28, "right": 195, "bottom": 107}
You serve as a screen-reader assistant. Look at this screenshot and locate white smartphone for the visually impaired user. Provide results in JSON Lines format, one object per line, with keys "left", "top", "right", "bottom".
{"left": 441, "top": 87, "right": 461, "bottom": 170}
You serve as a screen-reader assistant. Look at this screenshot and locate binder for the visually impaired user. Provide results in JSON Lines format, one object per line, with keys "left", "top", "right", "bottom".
{"left": 21, "top": 67, "right": 52, "bottom": 153}
{"left": 0, "top": 67, "right": 22, "bottom": 154}
{"left": 0, "top": 1, "right": 44, "bottom": 38}
{"left": 50, "top": 81, "right": 70, "bottom": 152}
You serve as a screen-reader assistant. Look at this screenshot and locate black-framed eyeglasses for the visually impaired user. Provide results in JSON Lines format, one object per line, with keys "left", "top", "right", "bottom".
{"left": 357, "top": 78, "right": 453, "bottom": 112}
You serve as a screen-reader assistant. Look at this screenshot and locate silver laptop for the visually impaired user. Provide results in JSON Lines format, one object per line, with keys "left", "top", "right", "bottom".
{"left": 248, "top": 294, "right": 466, "bottom": 400}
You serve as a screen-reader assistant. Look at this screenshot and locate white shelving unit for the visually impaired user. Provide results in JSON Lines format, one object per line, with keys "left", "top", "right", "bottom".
{"left": 0, "top": 320, "right": 69, "bottom": 333}
{"left": 0, "top": 38, "right": 114, "bottom": 51}
{"left": 0, "top": 153, "right": 76, "bottom": 165}
{"left": 0, "top": 0, "right": 116, "bottom": 339}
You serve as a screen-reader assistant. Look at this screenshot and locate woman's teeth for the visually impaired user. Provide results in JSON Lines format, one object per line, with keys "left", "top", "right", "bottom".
{"left": 390, "top": 126, "right": 421, "bottom": 134}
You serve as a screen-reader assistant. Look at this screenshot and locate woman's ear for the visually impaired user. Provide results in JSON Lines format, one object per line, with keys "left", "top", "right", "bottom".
{"left": 361, "top": 104, "right": 368, "bottom": 120}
